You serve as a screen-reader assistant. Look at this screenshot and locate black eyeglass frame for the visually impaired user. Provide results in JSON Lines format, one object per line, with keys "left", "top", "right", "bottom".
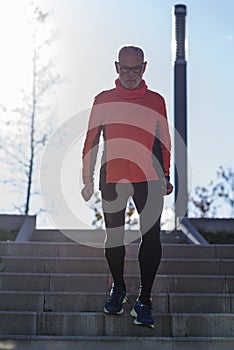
{"left": 117, "top": 62, "right": 145, "bottom": 74}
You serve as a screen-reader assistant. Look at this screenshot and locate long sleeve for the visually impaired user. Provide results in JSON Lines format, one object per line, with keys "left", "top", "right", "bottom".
{"left": 157, "top": 98, "right": 171, "bottom": 178}
{"left": 82, "top": 99, "right": 102, "bottom": 184}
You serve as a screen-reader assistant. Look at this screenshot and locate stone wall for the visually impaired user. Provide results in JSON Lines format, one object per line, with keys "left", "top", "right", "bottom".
{"left": 0, "top": 214, "right": 26, "bottom": 232}
{"left": 190, "top": 218, "right": 234, "bottom": 234}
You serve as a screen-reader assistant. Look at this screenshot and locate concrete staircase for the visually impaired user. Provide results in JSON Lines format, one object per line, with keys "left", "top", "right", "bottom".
{"left": 0, "top": 229, "right": 234, "bottom": 349}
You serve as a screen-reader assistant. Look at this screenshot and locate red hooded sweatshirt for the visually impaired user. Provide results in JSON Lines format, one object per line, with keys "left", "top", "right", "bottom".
{"left": 82, "top": 79, "right": 171, "bottom": 188}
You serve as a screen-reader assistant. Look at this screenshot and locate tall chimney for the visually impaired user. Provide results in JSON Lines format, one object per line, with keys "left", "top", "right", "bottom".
{"left": 174, "top": 4, "right": 188, "bottom": 223}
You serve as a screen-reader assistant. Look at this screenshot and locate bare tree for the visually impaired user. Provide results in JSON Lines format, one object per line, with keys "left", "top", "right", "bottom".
{"left": 213, "top": 167, "right": 234, "bottom": 216}
{"left": 189, "top": 186, "right": 216, "bottom": 218}
{"left": 189, "top": 166, "right": 234, "bottom": 218}
{"left": 0, "top": 4, "right": 61, "bottom": 214}
{"left": 89, "top": 191, "right": 139, "bottom": 229}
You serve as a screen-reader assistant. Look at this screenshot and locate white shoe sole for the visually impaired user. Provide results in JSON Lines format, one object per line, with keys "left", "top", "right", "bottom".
{"left": 104, "top": 307, "right": 124, "bottom": 315}
{"left": 133, "top": 318, "right": 154, "bottom": 329}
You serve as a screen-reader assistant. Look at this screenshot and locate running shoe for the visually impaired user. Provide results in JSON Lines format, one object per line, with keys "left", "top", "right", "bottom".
{"left": 104, "top": 287, "right": 127, "bottom": 315}
{"left": 131, "top": 300, "right": 154, "bottom": 329}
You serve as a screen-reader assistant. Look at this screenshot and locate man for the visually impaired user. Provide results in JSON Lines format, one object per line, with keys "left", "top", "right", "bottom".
{"left": 81, "top": 45, "right": 173, "bottom": 329}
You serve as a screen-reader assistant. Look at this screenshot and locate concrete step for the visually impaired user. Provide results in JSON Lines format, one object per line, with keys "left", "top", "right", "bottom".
{"left": 0, "top": 336, "right": 234, "bottom": 350}
{"left": 0, "top": 273, "right": 233, "bottom": 293}
{"left": 0, "top": 291, "right": 233, "bottom": 314}
{"left": 30, "top": 229, "right": 189, "bottom": 244}
{"left": 0, "top": 311, "right": 234, "bottom": 337}
{"left": 1, "top": 241, "right": 234, "bottom": 259}
{"left": 31, "top": 230, "right": 74, "bottom": 242}
{"left": 1, "top": 256, "right": 234, "bottom": 275}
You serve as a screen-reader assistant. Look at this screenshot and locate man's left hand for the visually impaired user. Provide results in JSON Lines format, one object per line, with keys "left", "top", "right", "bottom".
{"left": 162, "top": 178, "right": 173, "bottom": 196}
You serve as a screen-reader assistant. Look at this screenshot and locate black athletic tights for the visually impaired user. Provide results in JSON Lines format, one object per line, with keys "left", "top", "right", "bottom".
{"left": 101, "top": 181, "right": 163, "bottom": 300}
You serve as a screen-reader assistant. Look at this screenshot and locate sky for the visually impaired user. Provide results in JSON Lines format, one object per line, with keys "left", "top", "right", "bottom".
{"left": 0, "top": 0, "right": 234, "bottom": 226}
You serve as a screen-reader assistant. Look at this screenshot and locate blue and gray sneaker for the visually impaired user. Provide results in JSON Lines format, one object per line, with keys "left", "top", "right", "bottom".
{"left": 104, "top": 287, "right": 127, "bottom": 315}
{"left": 130, "top": 300, "right": 154, "bottom": 329}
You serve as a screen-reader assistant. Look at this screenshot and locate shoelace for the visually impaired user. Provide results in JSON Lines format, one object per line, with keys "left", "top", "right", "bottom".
{"left": 139, "top": 304, "right": 152, "bottom": 317}
{"left": 106, "top": 289, "right": 131, "bottom": 307}
{"left": 109, "top": 291, "right": 124, "bottom": 306}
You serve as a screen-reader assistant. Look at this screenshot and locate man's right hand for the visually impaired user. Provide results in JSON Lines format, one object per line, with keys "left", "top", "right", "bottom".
{"left": 81, "top": 183, "right": 94, "bottom": 201}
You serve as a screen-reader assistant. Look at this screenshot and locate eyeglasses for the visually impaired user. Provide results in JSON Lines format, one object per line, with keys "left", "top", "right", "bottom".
{"left": 117, "top": 63, "right": 144, "bottom": 74}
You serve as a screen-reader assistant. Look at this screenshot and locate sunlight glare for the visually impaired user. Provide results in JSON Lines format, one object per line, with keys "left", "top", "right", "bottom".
{"left": 0, "top": 0, "right": 53, "bottom": 109}
{"left": 0, "top": 1, "right": 34, "bottom": 104}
